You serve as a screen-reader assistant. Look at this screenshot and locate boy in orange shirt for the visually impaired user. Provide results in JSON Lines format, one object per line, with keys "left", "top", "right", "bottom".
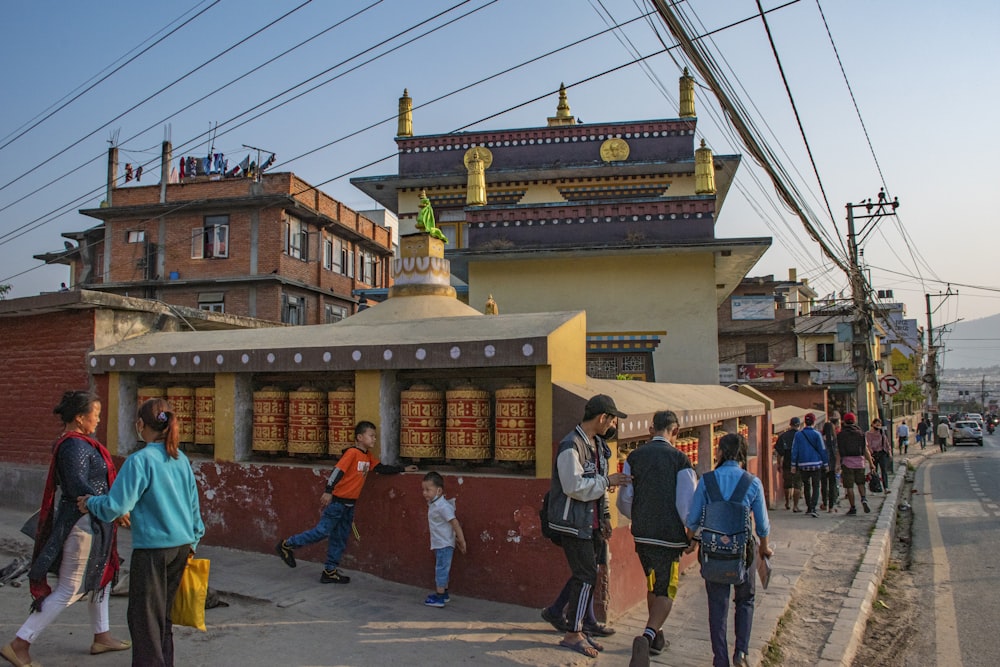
{"left": 276, "top": 421, "right": 417, "bottom": 583}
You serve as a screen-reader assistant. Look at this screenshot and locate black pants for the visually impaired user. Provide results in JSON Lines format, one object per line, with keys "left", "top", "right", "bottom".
{"left": 800, "top": 469, "right": 823, "bottom": 513}
{"left": 872, "top": 450, "right": 890, "bottom": 491}
{"left": 820, "top": 469, "right": 838, "bottom": 508}
{"left": 128, "top": 545, "right": 190, "bottom": 667}
{"left": 560, "top": 534, "right": 602, "bottom": 633}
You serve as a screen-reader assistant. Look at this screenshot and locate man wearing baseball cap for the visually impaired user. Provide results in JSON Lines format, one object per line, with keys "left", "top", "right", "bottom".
{"left": 836, "top": 413, "right": 876, "bottom": 514}
{"left": 546, "top": 394, "right": 631, "bottom": 658}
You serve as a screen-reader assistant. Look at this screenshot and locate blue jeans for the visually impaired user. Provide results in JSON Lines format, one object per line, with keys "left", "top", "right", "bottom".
{"left": 434, "top": 546, "right": 454, "bottom": 590}
{"left": 705, "top": 572, "right": 755, "bottom": 667}
{"left": 287, "top": 500, "right": 355, "bottom": 570}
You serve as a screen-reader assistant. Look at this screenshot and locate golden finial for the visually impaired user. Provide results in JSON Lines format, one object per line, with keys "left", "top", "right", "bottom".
{"left": 397, "top": 89, "right": 413, "bottom": 137}
{"left": 695, "top": 139, "right": 715, "bottom": 194}
{"left": 485, "top": 294, "right": 499, "bottom": 315}
{"left": 547, "top": 83, "right": 576, "bottom": 126}
{"left": 465, "top": 147, "right": 492, "bottom": 206}
{"left": 679, "top": 68, "right": 696, "bottom": 118}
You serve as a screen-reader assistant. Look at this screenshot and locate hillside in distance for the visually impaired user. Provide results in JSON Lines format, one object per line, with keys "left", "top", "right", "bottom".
{"left": 940, "top": 312, "right": 1000, "bottom": 370}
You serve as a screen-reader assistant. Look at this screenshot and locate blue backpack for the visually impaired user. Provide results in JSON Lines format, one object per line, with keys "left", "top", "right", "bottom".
{"left": 697, "top": 470, "right": 754, "bottom": 585}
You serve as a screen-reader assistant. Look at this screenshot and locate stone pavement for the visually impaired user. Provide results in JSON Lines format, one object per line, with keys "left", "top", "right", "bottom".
{"left": 0, "top": 451, "right": 922, "bottom": 666}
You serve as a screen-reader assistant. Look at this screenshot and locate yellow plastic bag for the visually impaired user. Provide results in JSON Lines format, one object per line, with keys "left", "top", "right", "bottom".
{"left": 171, "top": 556, "right": 210, "bottom": 631}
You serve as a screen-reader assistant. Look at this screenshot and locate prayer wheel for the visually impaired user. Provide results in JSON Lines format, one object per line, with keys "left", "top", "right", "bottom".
{"left": 137, "top": 386, "right": 165, "bottom": 408}
{"left": 166, "top": 387, "right": 195, "bottom": 444}
{"left": 252, "top": 387, "right": 288, "bottom": 454}
{"left": 194, "top": 387, "right": 215, "bottom": 445}
{"left": 400, "top": 384, "right": 444, "bottom": 459}
{"left": 494, "top": 384, "right": 535, "bottom": 463}
{"left": 445, "top": 385, "right": 491, "bottom": 462}
{"left": 327, "top": 387, "right": 355, "bottom": 456}
{"left": 288, "top": 388, "right": 327, "bottom": 455}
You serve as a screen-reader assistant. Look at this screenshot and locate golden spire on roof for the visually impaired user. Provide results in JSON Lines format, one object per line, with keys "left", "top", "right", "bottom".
{"left": 679, "top": 67, "right": 696, "bottom": 118}
{"left": 397, "top": 89, "right": 413, "bottom": 138}
{"left": 695, "top": 139, "right": 716, "bottom": 194}
{"left": 547, "top": 83, "right": 576, "bottom": 127}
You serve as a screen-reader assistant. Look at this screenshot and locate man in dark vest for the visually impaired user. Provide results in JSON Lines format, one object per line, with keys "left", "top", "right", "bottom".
{"left": 617, "top": 410, "right": 697, "bottom": 667}
{"left": 774, "top": 417, "right": 802, "bottom": 511}
{"left": 836, "top": 413, "right": 875, "bottom": 515}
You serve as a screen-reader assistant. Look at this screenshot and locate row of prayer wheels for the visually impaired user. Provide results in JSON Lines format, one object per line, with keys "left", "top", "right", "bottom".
{"left": 400, "top": 383, "right": 536, "bottom": 463}
{"left": 675, "top": 435, "right": 699, "bottom": 467}
{"left": 252, "top": 386, "right": 356, "bottom": 456}
{"left": 137, "top": 387, "right": 214, "bottom": 445}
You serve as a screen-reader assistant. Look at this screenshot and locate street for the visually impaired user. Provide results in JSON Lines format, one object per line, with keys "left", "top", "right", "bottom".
{"left": 883, "top": 430, "right": 1000, "bottom": 666}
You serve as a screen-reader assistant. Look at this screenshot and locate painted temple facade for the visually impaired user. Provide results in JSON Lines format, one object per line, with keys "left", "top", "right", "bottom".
{"left": 352, "top": 74, "right": 771, "bottom": 385}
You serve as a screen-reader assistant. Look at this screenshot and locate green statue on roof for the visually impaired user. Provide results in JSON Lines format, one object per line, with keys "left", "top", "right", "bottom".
{"left": 416, "top": 190, "right": 448, "bottom": 243}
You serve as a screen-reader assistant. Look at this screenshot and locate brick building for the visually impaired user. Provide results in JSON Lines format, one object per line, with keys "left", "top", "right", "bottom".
{"left": 37, "top": 166, "right": 394, "bottom": 325}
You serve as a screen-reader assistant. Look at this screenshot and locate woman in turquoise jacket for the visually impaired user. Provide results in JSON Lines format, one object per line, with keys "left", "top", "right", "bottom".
{"left": 79, "top": 398, "right": 204, "bottom": 667}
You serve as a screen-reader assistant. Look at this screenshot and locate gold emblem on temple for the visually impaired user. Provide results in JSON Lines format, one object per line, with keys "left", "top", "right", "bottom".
{"left": 464, "top": 146, "right": 493, "bottom": 170}
{"left": 600, "top": 138, "right": 630, "bottom": 162}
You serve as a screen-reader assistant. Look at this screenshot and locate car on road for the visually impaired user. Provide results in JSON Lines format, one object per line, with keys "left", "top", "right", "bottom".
{"left": 952, "top": 420, "right": 984, "bottom": 446}
{"left": 966, "top": 413, "right": 984, "bottom": 427}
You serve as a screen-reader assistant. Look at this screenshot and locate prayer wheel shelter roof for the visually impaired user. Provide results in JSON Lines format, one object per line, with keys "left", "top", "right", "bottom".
{"left": 87, "top": 310, "right": 588, "bottom": 376}
{"left": 553, "top": 377, "right": 765, "bottom": 442}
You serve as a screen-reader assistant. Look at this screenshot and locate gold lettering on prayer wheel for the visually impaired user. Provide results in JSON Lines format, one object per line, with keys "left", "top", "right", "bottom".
{"left": 253, "top": 387, "right": 288, "bottom": 453}
{"left": 400, "top": 384, "right": 444, "bottom": 459}
{"left": 288, "top": 388, "right": 328, "bottom": 455}
{"left": 446, "top": 386, "right": 492, "bottom": 461}
{"left": 194, "top": 387, "right": 215, "bottom": 445}
{"left": 494, "top": 384, "right": 535, "bottom": 463}
{"left": 327, "top": 387, "right": 355, "bottom": 456}
{"left": 166, "top": 387, "right": 195, "bottom": 444}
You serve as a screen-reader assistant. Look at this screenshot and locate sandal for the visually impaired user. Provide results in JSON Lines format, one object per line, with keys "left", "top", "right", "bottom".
{"left": 792, "top": 507, "right": 802, "bottom": 513}
{"left": 559, "top": 638, "right": 599, "bottom": 658}
{"left": 584, "top": 635, "right": 604, "bottom": 652}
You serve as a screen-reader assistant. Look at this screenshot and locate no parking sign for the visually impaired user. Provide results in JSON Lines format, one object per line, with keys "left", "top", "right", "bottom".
{"left": 878, "top": 375, "right": 901, "bottom": 395}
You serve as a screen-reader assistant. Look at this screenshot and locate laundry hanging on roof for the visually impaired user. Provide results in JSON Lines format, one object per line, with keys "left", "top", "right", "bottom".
{"left": 168, "top": 167, "right": 179, "bottom": 184}
{"left": 135, "top": 165, "right": 143, "bottom": 182}
{"left": 260, "top": 153, "right": 276, "bottom": 173}
{"left": 124, "top": 163, "right": 133, "bottom": 182}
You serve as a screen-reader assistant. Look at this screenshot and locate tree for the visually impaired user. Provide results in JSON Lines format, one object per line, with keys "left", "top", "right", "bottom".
{"left": 0, "top": 284, "right": 10, "bottom": 300}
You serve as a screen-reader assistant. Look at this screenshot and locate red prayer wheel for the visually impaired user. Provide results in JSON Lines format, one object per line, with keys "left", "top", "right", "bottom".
{"left": 166, "top": 387, "right": 195, "bottom": 444}
{"left": 494, "top": 384, "right": 535, "bottom": 463}
{"left": 400, "top": 384, "right": 444, "bottom": 459}
{"left": 253, "top": 387, "right": 288, "bottom": 453}
{"left": 327, "top": 387, "right": 355, "bottom": 456}
{"left": 194, "top": 387, "right": 215, "bottom": 445}
{"left": 288, "top": 388, "right": 328, "bottom": 455}
{"left": 446, "top": 386, "right": 491, "bottom": 461}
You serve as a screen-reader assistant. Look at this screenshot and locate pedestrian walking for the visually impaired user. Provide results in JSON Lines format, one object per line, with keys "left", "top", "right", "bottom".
{"left": 936, "top": 418, "right": 950, "bottom": 452}
{"left": 773, "top": 418, "right": 801, "bottom": 512}
{"left": 837, "top": 413, "right": 876, "bottom": 515}
{"left": 866, "top": 419, "right": 891, "bottom": 494}
{"left": 896, "top": 420, "right": 909, "bottom": 455}
{"left": 617, "top": 410, "right": 697, "bottom": 666}
{"left": 790, "top": 413, "right": 827, "bottom": 517}
{"left": 820, "top": 412, "right": 840, "bottom": 512}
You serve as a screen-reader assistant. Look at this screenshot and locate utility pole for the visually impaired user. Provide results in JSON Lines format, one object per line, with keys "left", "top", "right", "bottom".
{"left": 846, "top": 189, "right": 899, "bottom": 428}
{"left": 924, "top": 287, "right": 956, "bottom": 422}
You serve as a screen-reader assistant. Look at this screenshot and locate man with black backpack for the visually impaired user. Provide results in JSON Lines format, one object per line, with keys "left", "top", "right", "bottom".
{"left": 686, "top": 433, "right": 771, "bottom": 667}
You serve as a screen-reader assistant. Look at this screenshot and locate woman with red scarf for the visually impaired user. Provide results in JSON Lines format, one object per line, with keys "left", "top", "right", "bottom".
{"left": 2, "top": 391, "right": 130, "bottom": 667}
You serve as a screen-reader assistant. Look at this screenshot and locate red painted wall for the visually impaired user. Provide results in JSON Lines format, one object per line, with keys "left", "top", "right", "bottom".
{"left": 0, "top": 310, "right": 108, "bottom": 464}
{"left": 193, "top": 461, "right": 658, "bottom": 614}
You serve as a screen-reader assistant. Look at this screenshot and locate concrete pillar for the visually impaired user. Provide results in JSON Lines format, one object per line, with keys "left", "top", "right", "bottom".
{"left": 697, "top": 423, "right": 714, "bottom": 475}
{"left": 214, "top": 373, "right": 253, "bottom": 461}
{"left": 109, "top": 372, "right": 139, "bottom": 456}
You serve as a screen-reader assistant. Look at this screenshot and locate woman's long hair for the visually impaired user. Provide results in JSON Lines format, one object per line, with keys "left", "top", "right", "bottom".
{"left": 53, "top": 390, "right": 99, "bottom": 426}
{"left": 138, "top": 397, "right": 180, "bottom": 459}
{"left": 715, "top": 433, "right": 748, "bottom": 469}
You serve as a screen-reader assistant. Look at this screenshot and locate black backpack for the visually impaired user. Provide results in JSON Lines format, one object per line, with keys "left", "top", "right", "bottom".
{"left": 697, "top": 471, "right": 754, "bottom": 585}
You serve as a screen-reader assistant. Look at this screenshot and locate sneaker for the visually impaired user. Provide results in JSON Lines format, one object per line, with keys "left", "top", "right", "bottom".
{"left": 275, "top": 540, "right": 296, "bottom": 568}
{"left": 629, "top": 635, "right": 651, "bottom": 667}
{"left": 649, "top": 630, "right": 668, "bottom": 655}
{"left": 424, "top": 593, "right": 446, "bottom": 607}
{"left": 319, "top": 568, "right": 351, "bottom": 584}
{"left": 440, "top": 591, "right": 450, "bottom": 604}
{"left": 862, "top": 498, "right": 871, "bottom": 513}
{"left": 809, "top": 510, "right": 819, "bottom": 518}
{"left": 734, "top": 650, "right": 750, "bottom": 667}
{"left": 583, "top": 621, "right": 615, "bottom": 637}
{"left": 846, "top": 507, "right": 857, "bottom": 515}
{"left": 540, "top": 607, "right": 569, "bottom": 632}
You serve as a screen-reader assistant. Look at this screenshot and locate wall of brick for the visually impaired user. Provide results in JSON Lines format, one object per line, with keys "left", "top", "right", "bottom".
{"left": 0, "top": 310, "right": 101, "bottom": 464}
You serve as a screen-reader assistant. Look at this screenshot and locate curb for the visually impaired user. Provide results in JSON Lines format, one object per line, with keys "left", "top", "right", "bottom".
{"left": 823, "top": 453, "right": 920, "bottom": 666}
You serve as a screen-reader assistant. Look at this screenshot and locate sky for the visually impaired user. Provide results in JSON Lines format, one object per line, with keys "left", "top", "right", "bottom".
{"left": 1, "top": 0, "right": 997, "bottom": 362}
